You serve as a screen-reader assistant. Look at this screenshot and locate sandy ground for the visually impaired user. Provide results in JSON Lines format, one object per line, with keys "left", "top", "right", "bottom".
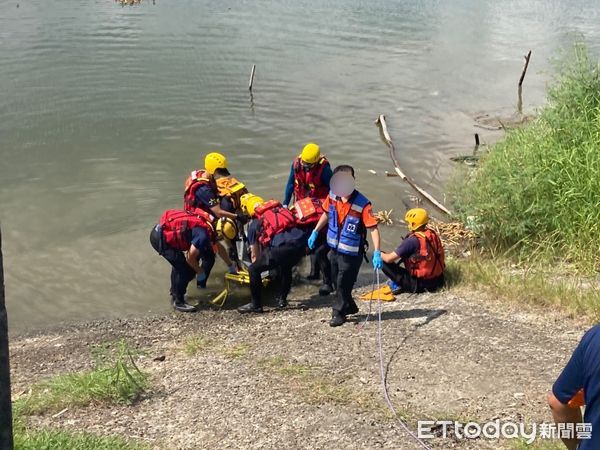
{"left": 9, "top": 276, "right": 589, "bottom": 449}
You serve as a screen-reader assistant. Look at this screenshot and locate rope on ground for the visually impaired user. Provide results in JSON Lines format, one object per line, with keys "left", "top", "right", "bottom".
{"left": 374, "top": 269, "right": 432, "bottom": 450}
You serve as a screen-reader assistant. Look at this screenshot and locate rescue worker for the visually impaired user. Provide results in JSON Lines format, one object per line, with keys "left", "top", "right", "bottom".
{"left": 548, "top": 323, "right": 600, "bottom": 450}
{"left": 283, "top": 143, "right": 333, "bottom": 281}
{"left": 380, "top": 208, "right": 445, "bottom": 293}
{"left": 308, "top": 165, "right": 382, "bottom": 327}
{"left": 149, "top": 209, "right": 235, "bottom": 313}
{"left": 237, "top": 193, "right": 307, "bottom": 313}
{"left": 183, "top": 152, "right": 245, "bottom": 222}
{"left": 183, "top": 152, "right": 245, "bottom": 285}
{"left": 212, "top": 163, "right": 248, "bottom": 214}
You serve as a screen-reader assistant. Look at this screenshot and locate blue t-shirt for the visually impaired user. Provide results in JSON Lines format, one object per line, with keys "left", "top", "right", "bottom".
{"left": 394, "top": 235, "right": 420, "bottom": 261}
{"left": 190, "top": 227, "right": 212, "bottom": 255}
{"left": 553, "top": 324, "right": 600, "bottom": 449}
{"left": 194, "top": 185, "right": 219, "bottom": 211}
{"left": 247, "top": 218, "right": 306, "bottom": 248}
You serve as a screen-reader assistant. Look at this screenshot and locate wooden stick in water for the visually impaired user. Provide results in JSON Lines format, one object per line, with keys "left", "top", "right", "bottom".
{"left": 518, "top": 50, "right": 532, "bottom": 87}
{"left": 248, "top": 64, "right": 256, "bottom": 91}
{"left": 375, "top": 114, "right": 452, "bottom": 216}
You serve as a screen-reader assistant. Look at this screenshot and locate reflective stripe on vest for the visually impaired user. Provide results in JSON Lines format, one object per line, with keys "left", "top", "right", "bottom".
{"left": 326, "top": 190, "right": 369, "bottom": 256}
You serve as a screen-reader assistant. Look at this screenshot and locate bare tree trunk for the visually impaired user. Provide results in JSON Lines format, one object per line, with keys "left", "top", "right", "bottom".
{"left": 0, "top": 226, "right": 14, "bottom": 449}
{"left": 375, "top": 115, "right": 452, "bottom": 216}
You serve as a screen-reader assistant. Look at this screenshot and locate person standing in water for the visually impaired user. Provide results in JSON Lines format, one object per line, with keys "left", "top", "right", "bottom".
{"left": 283, "top": 143, "right": 333, "bottom": 284}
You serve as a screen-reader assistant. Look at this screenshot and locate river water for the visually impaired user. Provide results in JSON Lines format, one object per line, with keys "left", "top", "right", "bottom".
{"left": 1, "top": 0, "right": 598, "bottom": 331}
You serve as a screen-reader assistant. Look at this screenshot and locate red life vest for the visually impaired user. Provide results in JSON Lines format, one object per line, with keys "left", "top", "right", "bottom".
{"left": 159, "top": 209, "right": 215, "bottom": 251}
{"left": 293, "top": 197, "right": 324, "bottom": 228}
{"left": 183, "top": 169, "right": 217, "bottom": 212}
{"left": 405, "top": 229, "right": 445, "bottom": 280}
{"left": 293, "top": 156, "right": 329, "bottom": 201}
{"left": 254, "top": 200, "right": 297, "bottom": 247}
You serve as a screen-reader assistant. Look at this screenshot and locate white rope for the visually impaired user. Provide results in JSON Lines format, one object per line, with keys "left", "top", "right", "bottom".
{"left": 374, "top": 269, "right": 433, "bottom": 450}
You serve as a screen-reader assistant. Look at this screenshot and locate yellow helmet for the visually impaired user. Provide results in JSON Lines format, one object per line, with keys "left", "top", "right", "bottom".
{"left": 240, "top": 193, "right": 264, "bottom": 217}
{"left": 405, "top": 208, "right": 429, "bottom": 232}
{"left": 204, "top": 152, "right": 228, "bottom": 174}
{"left": 216, "top": 217, "right": 238, "bottom": 241}
{"left": 300, "top": 143, "right": 320, "bottom": 164}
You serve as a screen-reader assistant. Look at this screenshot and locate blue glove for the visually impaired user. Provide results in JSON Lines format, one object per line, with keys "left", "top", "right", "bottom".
{"left": 373, "top": 250, "right": 382, "bottom": 270}
{"left": 307, "top": 230, "right": 319, "bottom": 250}
{"left": 228, "top": 264, "right": 238, "bottom": 275}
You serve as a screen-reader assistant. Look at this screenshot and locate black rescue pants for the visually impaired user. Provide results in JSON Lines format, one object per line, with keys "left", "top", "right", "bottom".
{"left": 310, "top": 232, "right": 332, "bottom": 285}
{"left": 382, "top": 262, "right": 444, "bottom": 293}
{"left": 249, "top": 244, "right": 305, "bottom": 308}
{"left": 150, "top": 225, "right": 215, "bottom": 302}
{"left": 329, "top": 250, "right": 363, "bottom": 317}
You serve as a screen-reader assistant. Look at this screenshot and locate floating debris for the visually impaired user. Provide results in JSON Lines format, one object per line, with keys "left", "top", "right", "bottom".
{"left": 375, "top": 209, "right": 394, "bottom": 226}
{"left": 116, "top": 0, "right": 143, "bottom": 5}
{"left": 429, "top": 219, "right": 477, "bottom": 248}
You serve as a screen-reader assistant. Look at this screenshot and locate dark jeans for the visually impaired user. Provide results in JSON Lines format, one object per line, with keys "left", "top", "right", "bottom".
{"left": 382, "top": 262, "right": 444, "bottom": 293}
{"left": 150, "top": 226, "right": 215, "bottom": 302}
{"left": 310, "top": 232, "right": 332, "bottom": 285}
{"left": 329, "top": 250, "right": 363, "bottom": 316}
{"left": 249, "top": 244, "right": 305, "bottom": 308}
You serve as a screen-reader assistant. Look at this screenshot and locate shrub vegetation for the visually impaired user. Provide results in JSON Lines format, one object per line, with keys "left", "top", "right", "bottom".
{"left": 452, "top": 45, "right": 600, "bottom": 273}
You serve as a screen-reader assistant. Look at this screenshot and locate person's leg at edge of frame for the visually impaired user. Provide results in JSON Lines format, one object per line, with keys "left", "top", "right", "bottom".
{"left": 239, "top": 250, "right": 270, "bottom": 313}
{"left": 330, "top": 252, "right": 362, "bottom": 327}
{"left": 316, "top": 241, "right": 333, "bottom": 296}
{"left": 150, "top": 225, "right": 197, "bottom": 312}
{"left": 169, "top": 250, "right": 197, "bottom": 312}
{"left": 276, "top": 245, "right": 305, "bottom": 308}
{"left": 382, "top": 262, "right": 417, "bottom": 293}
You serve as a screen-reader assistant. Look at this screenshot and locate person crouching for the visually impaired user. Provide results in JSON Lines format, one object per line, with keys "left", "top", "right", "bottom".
{"left": 308, "top": 165, "right": 382, "bottom": 327}
{"left": 150, "top": 209, "right": 233, "bottom": 312}
{"left": 237, "top": 194, "right": 307, "bottom": 313}
{"left": 380, "top": 208, "right": 445, "bottom": 293}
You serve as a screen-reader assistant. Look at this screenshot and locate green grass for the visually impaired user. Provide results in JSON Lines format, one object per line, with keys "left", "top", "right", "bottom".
{"left": 451, "top": 44, "right": 600, "bottom": 273}
{"left": 258, "top": 357, "right": 380, "bottom": 409}
{"left": 182, "top": 336, "right": 211, "bottom": 356}
{"left": 14, "top": 422, "right": 148, "bottom": 450}
{"left": 446, "top": 257, "right": 600, "bottom": 321}
{"left": 15, "top": 340, "right": 148, "bottom": 415}
{"left": 220, "top": 343, "right": 251, "bottom": 359}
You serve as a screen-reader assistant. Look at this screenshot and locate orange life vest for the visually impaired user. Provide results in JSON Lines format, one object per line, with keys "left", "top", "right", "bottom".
{"left": 183, "top": 169, "right": 217, "bottom": 213}
{"left": 159, "top": 209, "right": 215, "bottom": 250}
{"left": 215, "top": 176, "right": 248, "bottom": 210}
{"left": 254, "top": 200, "right": 297, "bottom": 247}
{"left": 293, "top": 156, "right": 329, "bottom": 201}
{"left": 405, "top": 229, "right": 445, "bottom": 280}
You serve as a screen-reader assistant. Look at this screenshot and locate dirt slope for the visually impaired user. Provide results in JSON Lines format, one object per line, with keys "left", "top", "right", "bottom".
{"left": 9, "top": 281, "right": 587, "bottom": 449}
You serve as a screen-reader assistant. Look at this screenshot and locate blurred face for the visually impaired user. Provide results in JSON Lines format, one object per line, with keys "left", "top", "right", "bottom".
{"left": 330, "top": 172, "right": 355, "bottom": 198}
{"left": 301, "top": 161, "right": 314, "bottom": 171}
